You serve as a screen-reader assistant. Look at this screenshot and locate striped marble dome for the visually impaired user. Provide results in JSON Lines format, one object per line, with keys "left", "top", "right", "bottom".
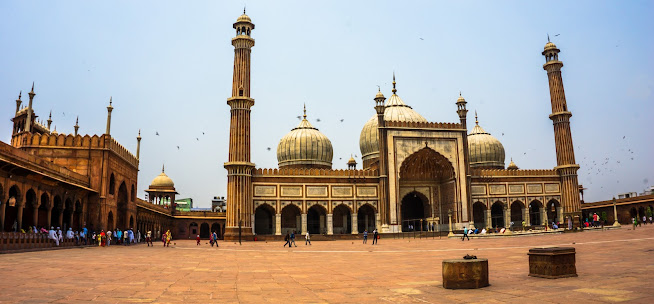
{"left": 277, "top": 109, "right": 333, "bottom": 169}
{"left": 359, "top": 92, "right": 427, "bottom": 164}
{"left": 467, "top": 113, "right": 505, "bottom": 169}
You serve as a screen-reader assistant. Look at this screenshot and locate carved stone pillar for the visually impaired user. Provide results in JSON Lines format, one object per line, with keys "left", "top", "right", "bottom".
{"left": 524, "top": 207, "right": 530, "bottom": 226}
{"left": 301, "top": 213, "right": 307, "bottom": 235}
{"left": 327, "top": 213, "right": 333, "bottom": 235}
{"left": 351, "top": 213, "right": 358, "bottom": 234}
{"left": 275, "top": 213, "right": 281, "bottom": 235}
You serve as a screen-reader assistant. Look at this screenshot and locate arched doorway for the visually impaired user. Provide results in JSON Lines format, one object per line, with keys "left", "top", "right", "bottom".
{"left": 490, "top": 202, "right": 504, "bottom": 229}
{"left": 401, "top": 191, "right": 429, "bottom": 232}
{"left": 547, "top": 200, "right": 560, "bottom": 225}
{"left": 107, "top": 211, "right": 114, "bottom": 231}
{"left": 4, "top": 185, "right": 21, "bottom": 231}
{"left": 117, "top": 182, "right": 128, "bottom": 229}
{"left": 23, "top": 189, "right": 37, "bottom": 229}
{"left": 529, "top": 200, "right": 542, "bottom": 226}
{"left": 254, "top": 204, "right": 275, "bottom": 235}
{"left": 472, "top": 202, "right": 486, "bottom": 229}
{"left": 510, "top": 201, "right": 524, "bottom": 228}
{"left": 200, "top": 223, "right": 210, "bottom": 238}
{"left": 281, "top": 204, "right": 301, "bottom": 235}
{"left": 189, "top": 222, "right": 198, "bottom": 236}
{"left": 357, "top": 204, "right": 376, "bottom": 233}
{"left": 307, "top": 205, "right": 326, "bottom": 235}
{"left": 38, "top": 193, "right": 49, "bottom": 228}
{"left": 74, "top": 200, "right": 82, "bottom": 230}
{"left": 332, "top": 204, "right": 351, "bottom": 234}
{"left": 51, "top": 195, "right": 62, "bottom": 229}
{"left": 399, "top": 147, "right": 455, "bottom": 231}
{"left": 63, "top": 198, "right": 73, "bottom": 231}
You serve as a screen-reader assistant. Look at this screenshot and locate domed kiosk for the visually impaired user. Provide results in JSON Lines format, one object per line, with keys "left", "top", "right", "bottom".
{"left": 145, "top": 165, "right": 178, "bottom": 209}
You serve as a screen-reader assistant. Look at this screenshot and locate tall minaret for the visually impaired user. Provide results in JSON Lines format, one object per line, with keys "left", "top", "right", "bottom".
{"left": 25, "top": 83, "right": 35, "bottom": 132}
{"left": 542, "top": 39, "right": 581, "bottom": 226}
{"left": 456, "top": 92, "right": 472, "bottom": 225}
{"left": 224, "top": 10, "right": 256, "bottom": 241}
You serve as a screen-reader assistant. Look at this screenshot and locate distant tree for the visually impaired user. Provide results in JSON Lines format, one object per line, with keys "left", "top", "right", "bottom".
{"left": 646, "top": 207, "right": 652, "bottom": 218}
{"left": 601, "top": 212, "right": 608, "bottom": 222}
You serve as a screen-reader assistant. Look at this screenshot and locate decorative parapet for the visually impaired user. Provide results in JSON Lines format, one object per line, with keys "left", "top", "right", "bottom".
{"left": 385, "top": 120, "right": 464, "bottom": 130}
{"left": 471, "top": 168, "right": 558, "bottom": 177}
{"left": 108, "top": 137, "right": 139, "bottom": 168}
{"left": 253, "top": 167, "right": 379, "bottom": 177}
{"left": 0, "top": 140, "right": 90, "bottom": 188}
{"left": 11, "top": 132, "right": 138, "bottom": 168}
{"left": 582, "top": 194, "right": 654, "bottom": 208}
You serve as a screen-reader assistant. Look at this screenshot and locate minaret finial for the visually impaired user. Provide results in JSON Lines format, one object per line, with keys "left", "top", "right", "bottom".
{"left": 19, "top": 91, "right": 22, "bottom": 100}
{"left": 392, "top": 72, "right": 397, "bottom": 94}
{"left": 475, "top": 110, "right": 478, "bottom": 125}
{"left": 30, "top": 82, "right": 34, "bottom": 93}
{"left": 303, "top": 103, "right": 307, "bottom": 119}
{"left": 109, "top": 96, "right": 112, "bottom": 106}
{"left": 162, "top": 164, "right": 165, "bottom": 173}
{"left": 138, "top": 129, "right": 141, "bottom": 137}
{"left": 377, "top": 85, "right": 380, "bottom": 92}
{"left": 244, "top": 6, "right": 246, "bottom": 14}
{"left": 75, "top": 116, "right": 79, "bottom": 125}
{"left": 547, "top": 33, "right": 550, "bottom": 42}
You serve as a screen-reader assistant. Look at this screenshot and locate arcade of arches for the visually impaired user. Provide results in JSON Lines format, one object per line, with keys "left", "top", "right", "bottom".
{"left": 471, "top": 199, "right": 563, "bottom": 229}
{"left": 253, "top": 202, "right": 379, "bottom": 236}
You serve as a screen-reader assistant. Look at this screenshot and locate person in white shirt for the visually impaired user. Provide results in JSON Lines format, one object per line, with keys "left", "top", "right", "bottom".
{"left": 305, "top": 231, "right": 311, "bottom": 245}
{"left": 66, "top": 228, "right": 74, "bottom": 239}
{"left": 48, "top": 227, "right": 59, "bottom": 246}
{"left": 56, "top": 227, "right": 63, "bottom": 243}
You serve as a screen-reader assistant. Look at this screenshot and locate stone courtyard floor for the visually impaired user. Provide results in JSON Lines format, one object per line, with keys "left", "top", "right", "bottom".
{"left": 1, "top": 225, "right": 653, "bottom": 303}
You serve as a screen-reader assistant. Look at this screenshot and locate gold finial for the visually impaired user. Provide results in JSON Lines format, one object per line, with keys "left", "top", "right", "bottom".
{"left": 303, "top": 103, "right": 307, "bottom": 119}
{"left": 138, "top": 129, "right": 141, "bottom": 137}
{"left": 162, "top": 164, "right": 165, "bottom": 173}
{"left": 109, "top": 96, "right": 112, "bottom": 106}
{"left": 48, "top": 110, "right": 52, "bottom": 119}
{"left": 75, "top": 116, "right": 79, "bottom": 125}
{"left": 459, "top": 91, "right": 462, "bottom": 97}
{"left": 244, "top": 6, "right": 246, "bottom": 14}
{"left": 377, "top": 85, "right": 380, "bottom": 92}
{"left": 475, "top": 110, "right": 478, "bottom": 125}
{"left": 30, "top": 82, "right": 34, "bottom": 93}
{"left": 392, "top": 72, "right": 397, "bottom": 94}
{"left": 547, "top": 33, "right": 550, "bottom": 42}
{"left": 18, "top": 91, "right": 22, "bottom": 100}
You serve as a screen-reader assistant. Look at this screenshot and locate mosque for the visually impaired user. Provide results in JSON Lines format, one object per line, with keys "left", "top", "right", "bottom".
{"left": 222, "top": 12, "right": 582, "bottom": 240}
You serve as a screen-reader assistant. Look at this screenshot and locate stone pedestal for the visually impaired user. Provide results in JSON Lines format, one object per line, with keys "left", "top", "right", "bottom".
{"left": 442, "top": 258, "right": 489, "bottom": 289}
{"left": 528, "top": 247, "right": 577, "bottom": 279}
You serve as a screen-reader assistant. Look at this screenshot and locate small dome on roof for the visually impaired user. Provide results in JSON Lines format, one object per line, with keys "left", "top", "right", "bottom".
{"left": 277, "top": 106, "right": 333, "bottom": 169}
{"left": 507, "top": 158, "right": 519, "bottom": 170}
{"left": 544, "top": 41, "right": 558, "bottom": 51}
{"left": 467, "top": 112, "right": 505, "bottom": 169}
{"left": 237, "top": 13, "right": 251, "bottom": 23}
{"left": 150, "top": 165, "right": 175, "bottom": 188}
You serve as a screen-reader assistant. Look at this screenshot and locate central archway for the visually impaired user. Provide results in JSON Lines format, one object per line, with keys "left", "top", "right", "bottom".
{"left": 357, "top": 204, "right": 376, "bottom": 233}
{"left": 117, "top": 182, "right": 129, "bottom": 229}
{"left": 529, "top": 200, "right": 543, "bottom": 226}
{"left": 490, "top": 202, "right": 504, "bottom": 229}
{"left": 400, "top": 191, "right": 429, "bottom": 231}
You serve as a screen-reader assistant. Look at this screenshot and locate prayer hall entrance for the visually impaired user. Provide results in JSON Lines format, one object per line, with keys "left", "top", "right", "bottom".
{"left": 254, "top": 204, "right": 275, "bottom": 235}
{"left": 307, "top": 205, "right": 326, "bottom": 235}
{"left": 398, "top": 147, "right": 455, "bottom": 232}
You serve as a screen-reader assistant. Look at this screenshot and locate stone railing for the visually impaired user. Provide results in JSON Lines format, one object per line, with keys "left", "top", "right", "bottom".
{"left": 254, "top": 168, "right": 379, "bottom": 177}
{"left": 0, "top": 232, "right": 90, "bottom": 252}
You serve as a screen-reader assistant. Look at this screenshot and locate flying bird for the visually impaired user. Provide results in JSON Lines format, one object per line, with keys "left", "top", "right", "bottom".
{"left": 266, "top": 147, "right": 271, "bottom": 151}
{"left": 296, "top": 115, "right": 302, "bottom": 120}
{"left": 202, "top": 132, "right": 205, "bottom": 135}
{"left": 156, "top": 131, "right": 159, "bottom": 136}
{"left": 196, "top": 138, "right": 199, "bottom": 141}
{"left": 340, "top": 119, "right": 344, "bottom": 122}
{"left": 177, "top": 146, "right": 180, "bottom": 150}
{"left": 419, "top": 38, "right": 424, "bottom": 40}
{"left": 316, "top": 118, "right": 321, "bottom": 122}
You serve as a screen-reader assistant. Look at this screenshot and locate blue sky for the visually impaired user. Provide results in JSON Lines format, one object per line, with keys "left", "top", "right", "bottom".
{"left": 1, "top": 1, "right": 652, "bottom": 206}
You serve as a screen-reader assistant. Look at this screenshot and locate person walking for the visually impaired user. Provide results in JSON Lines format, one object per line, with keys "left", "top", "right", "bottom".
{"left": 290, "top": 231, "right": 297, "bottom": 247}
{"left": 461, "top": 226, "right": 470, "bottom": 241}
{"left": 633, "top": 217, "right": 637, "bottom": 230}
{"left": 123, "top": 229, "right": 129, "bottom": 246}
{"left": 305, "top": 231, "right": 311, "bottom": 245}
{"left": 212, "top": 231, "right": 219, "bottom": 248}
{"left": 196, "top": 234, "right": 201, "bottom": 246}
{"left": 283, "top": 232, "right": 291, "bottom": 247}
{"left": 363, "top": 230, "right": 368, "bottom": 244}
{"left": 372, "top": 229, "right": 378, "bottom": 245}
{"left": 106, "top": 230, "right": 112, "bottom": 247}
{"left": 146, "top": 231, "right": 152, "bottom": 247}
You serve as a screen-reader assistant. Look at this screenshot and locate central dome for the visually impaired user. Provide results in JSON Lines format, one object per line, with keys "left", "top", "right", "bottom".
{"left": 359, "top": 84, "right": 427, "bottom": 167}
{"left": 277, "top": 107, "right": 333, "bottom": 169}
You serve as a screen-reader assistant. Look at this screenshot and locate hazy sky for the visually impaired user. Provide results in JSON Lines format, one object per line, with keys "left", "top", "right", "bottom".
{"left": 1, "top": 1, "right": 652, "bottom": 207}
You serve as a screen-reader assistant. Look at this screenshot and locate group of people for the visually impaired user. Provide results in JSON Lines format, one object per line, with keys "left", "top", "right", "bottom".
{"left": 633, "top": 215, "right": 653, "bottom": 229}
{"left": 196, "top": 231, "right": 220, "bottom": 247}
{"left": 362, "top": 229, "right": 378, "bottom": 244}
{"left": 281, "top": 229, "right": 380, "bottom": 247}
{"left": 23, "top": 226, "right": 90, "bottom": 246}
{"left": 95, "top": 228, "right": 140, "bottom": 247}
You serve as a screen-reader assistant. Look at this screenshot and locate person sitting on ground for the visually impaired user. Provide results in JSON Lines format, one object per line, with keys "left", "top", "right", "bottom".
{"left": 48, "top": 227, "right": 59, "bottom": 246}
{"left": 480, "top": 228, "right": 486, "bottom": 234}
{"left": 552, "top": 221, "right": 559, "bottom": 229}
{"left": 499, "top": 227, "right": 506, "bottom": 233}
{"left": 66, "top": 228, "right": 74, "bottom": 239}
{"left": 473, "top": 228, "right": 479, "bottom": 234}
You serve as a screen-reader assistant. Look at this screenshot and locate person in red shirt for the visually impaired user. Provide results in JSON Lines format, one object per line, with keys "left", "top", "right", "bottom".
{"left": 196, "top": 234, "right": 201, "bottom": 246}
